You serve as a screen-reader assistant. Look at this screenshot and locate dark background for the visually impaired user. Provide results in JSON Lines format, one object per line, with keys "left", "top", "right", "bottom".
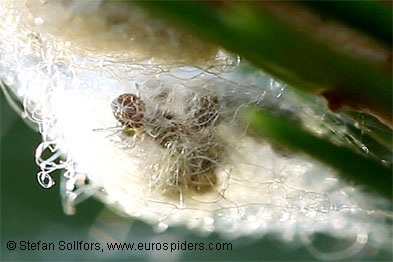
{"left": 1, "top": 92, "right": 392, "bottom": 261}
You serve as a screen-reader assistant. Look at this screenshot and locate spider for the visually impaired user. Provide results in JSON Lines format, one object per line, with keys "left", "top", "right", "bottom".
{"left": 111, "top": 93, "right": 145, "bottom": 129}
{"left": 110, "top": 92, "right": 222, "bottom": 193}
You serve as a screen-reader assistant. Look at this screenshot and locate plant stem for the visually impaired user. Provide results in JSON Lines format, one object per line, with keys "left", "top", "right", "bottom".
{"left": 131, "top": 1, "right": 392, "bottom": 124}
{"left": 242, "top": 108, "right": 392, "bottom": 199}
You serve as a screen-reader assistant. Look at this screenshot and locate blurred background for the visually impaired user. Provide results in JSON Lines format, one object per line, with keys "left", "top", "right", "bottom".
{"left": 1, "top": 92, "right": 392, "bottom": 261}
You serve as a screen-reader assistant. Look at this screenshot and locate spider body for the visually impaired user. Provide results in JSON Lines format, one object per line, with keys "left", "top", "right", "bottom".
{"left": 111, "top": 93, "right": 145, "bottom": 128}
{"left": 111, "top": 92, "right": 222, "bottom": 194}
